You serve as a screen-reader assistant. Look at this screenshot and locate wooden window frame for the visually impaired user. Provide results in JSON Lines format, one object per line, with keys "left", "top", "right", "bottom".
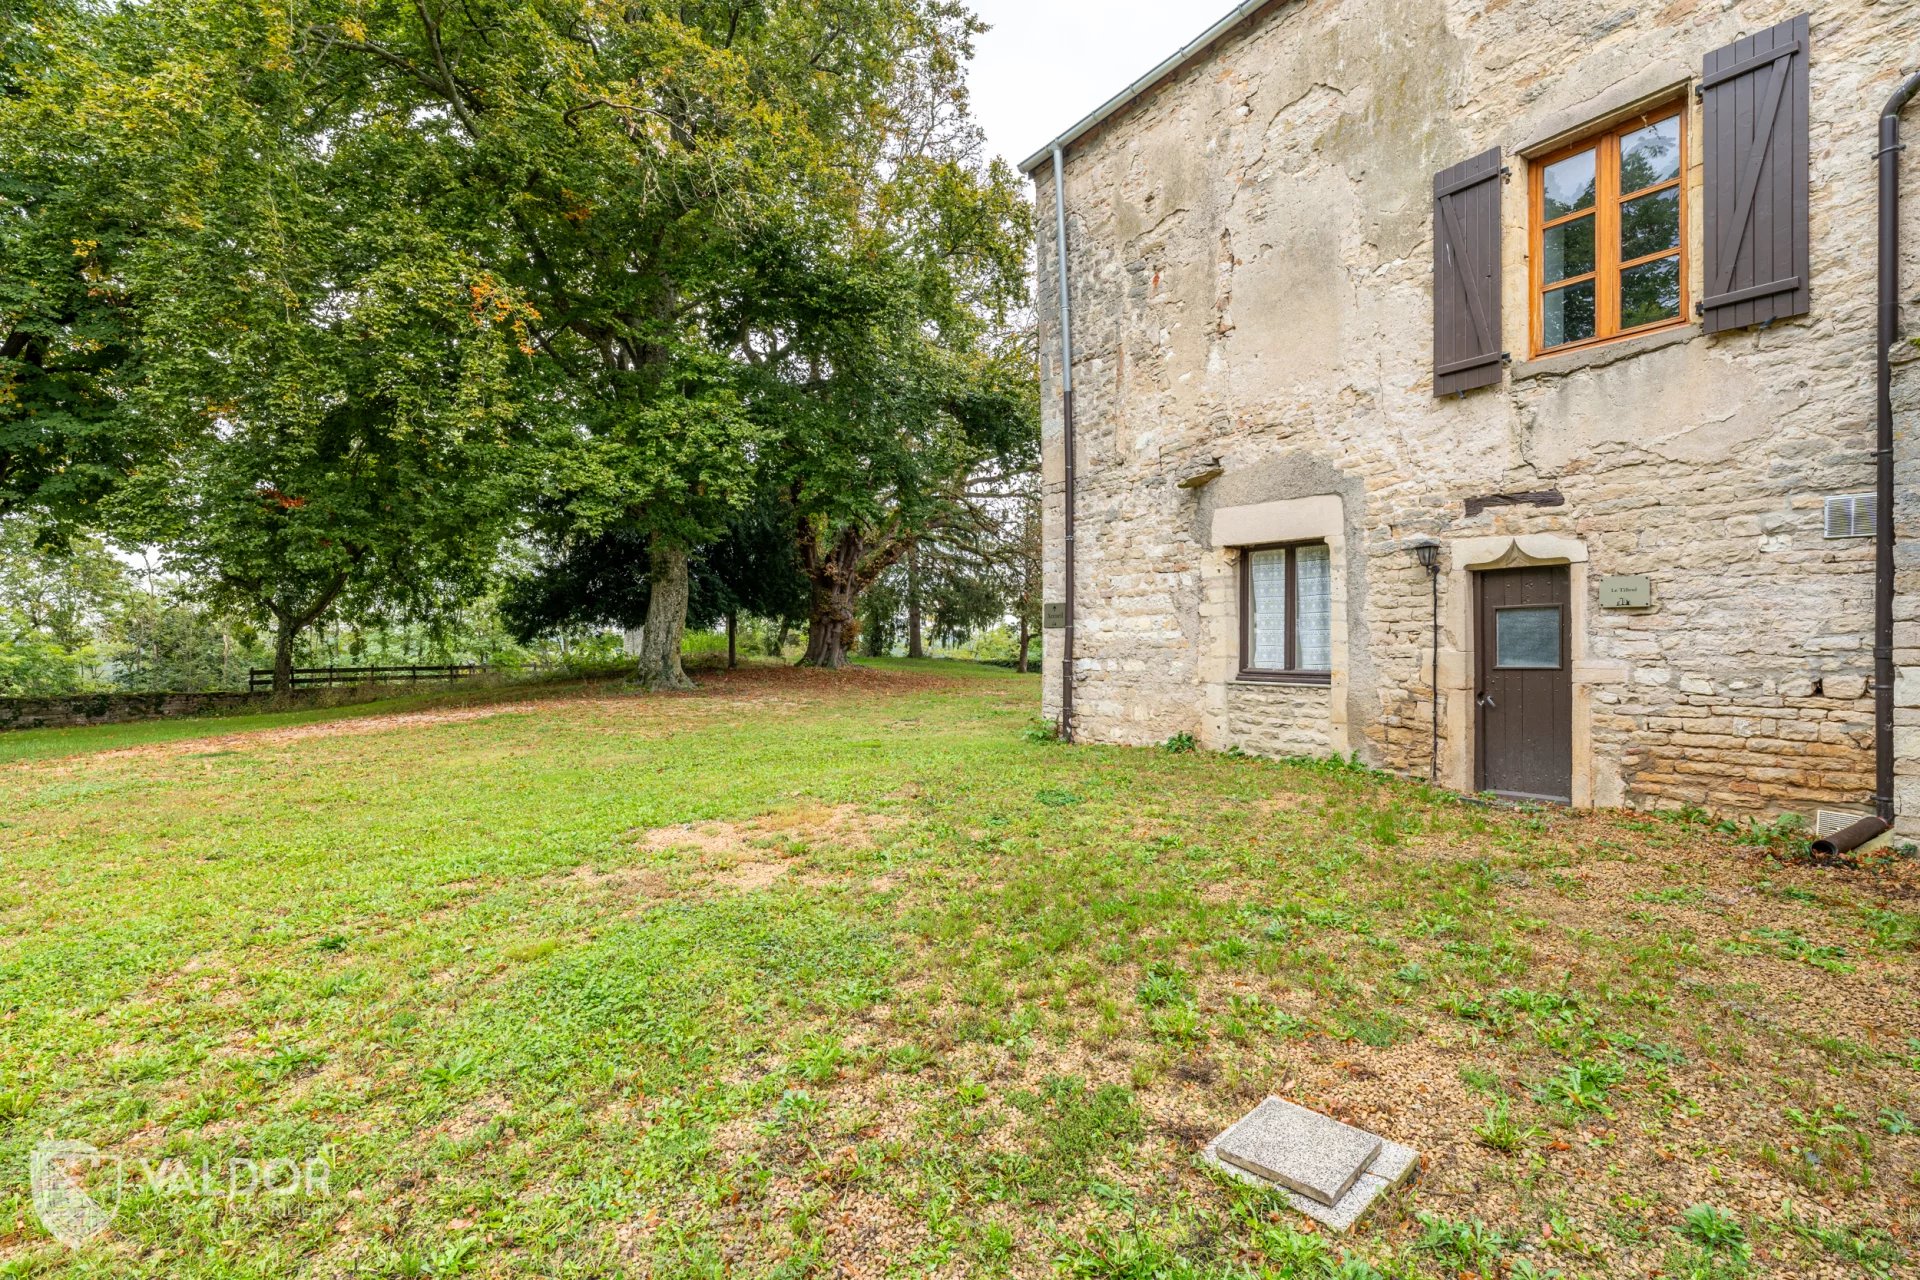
{"left": 1529, "top": 103, "right": 1689, "bottom": 358}
{"left": 1491, "top": 604, "right": 1566, "bottom": 672}
{"left": 1237, "top": 542, "right": 1333, "bottom": 685}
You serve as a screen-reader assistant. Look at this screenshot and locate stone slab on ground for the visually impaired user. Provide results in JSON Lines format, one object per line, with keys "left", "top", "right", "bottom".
{"left": 1211, "top": 1097, "right": 1382, "bottom": 1205}
{"left": 1203, "top": 1101, "right": 1418, "bottom": 1232}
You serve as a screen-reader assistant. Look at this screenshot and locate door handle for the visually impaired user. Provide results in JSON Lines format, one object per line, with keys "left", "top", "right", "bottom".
{"left": 1476, "top": 693, "right": 1495, "bottom": 708}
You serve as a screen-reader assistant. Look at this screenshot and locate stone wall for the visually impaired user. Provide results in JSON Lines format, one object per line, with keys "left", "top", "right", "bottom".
{"left": 1034, "top": 0, "right": 1920, "bottom": 829}
{"left": 1225, "top": 683, "right": 1335, "bottom": 759}
{"left": 0, "top": 691, "right": 276, "bottom": 732}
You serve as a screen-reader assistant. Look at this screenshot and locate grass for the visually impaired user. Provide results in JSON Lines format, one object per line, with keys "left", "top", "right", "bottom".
{"left": 0, "top": 659, "right": 1916, "bottom": 1277}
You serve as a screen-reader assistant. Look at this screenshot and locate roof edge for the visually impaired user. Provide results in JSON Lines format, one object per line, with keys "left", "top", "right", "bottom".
{"left": 1017, "top": 0, "right": 1286, "bottom": 176}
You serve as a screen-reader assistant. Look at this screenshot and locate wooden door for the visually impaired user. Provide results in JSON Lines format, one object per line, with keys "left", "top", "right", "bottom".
{"left": 1475, "top": 566, "right": 1572, "bottom": 802}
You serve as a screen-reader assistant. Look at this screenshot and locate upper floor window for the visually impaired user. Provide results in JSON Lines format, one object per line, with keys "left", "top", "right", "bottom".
{"left": 1240, "top": 543, "right": 1332, "bottom": 683}
{"left": 1531, "top": 106, "right": 1687, "bottom": 355}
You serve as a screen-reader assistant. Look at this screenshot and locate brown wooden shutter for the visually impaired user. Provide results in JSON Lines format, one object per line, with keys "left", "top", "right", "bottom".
{"left": 1700, "top": 14, "right": 1810, "bottom": 334}
{"left": 1433, "top": 148, "right": 1504, "bottom": 397}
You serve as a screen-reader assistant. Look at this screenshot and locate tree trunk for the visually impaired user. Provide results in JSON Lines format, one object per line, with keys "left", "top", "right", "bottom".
{"left": 906, "top": 545, "right": 925, "bottom": 659}
{"left": 636, "top": 537, "right": 694, "bottom": 689}
{"left": 272, "top": 616, "right": 298, "bottom": 696}
{"left": 801, "top": 580, "right": 858, "bottom": 668}
{"left": 798, "top": 526, "right": 865, "bottom": 670}
{"left": 726, "top": 609, "right": 738, "bottom": 669}
{"left": 775, "top": 618, "right": 791, "bottom": 655}
{"left": 1016, "top": 613, "right": 1031, "bottom": 674}
{"left": 795, "top": 518, "right": 914, "bottom": 671}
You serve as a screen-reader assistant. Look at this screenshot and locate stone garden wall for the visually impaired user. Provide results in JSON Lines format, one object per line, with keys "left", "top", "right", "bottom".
{"left": 0, "top": 692, "right": 277, "bottom": 732}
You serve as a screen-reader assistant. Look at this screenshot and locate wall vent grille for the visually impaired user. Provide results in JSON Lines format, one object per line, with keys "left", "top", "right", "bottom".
{"left": 1815, "top": 809, "right": 1867, "bottom": 838}
{"left": 1824, "top": 493, "right": 1877, "bottom": 539}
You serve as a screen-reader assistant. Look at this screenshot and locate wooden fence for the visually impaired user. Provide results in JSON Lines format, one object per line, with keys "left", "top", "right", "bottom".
{"left": 248, "top": 664, "right": 486, "bottom": 692}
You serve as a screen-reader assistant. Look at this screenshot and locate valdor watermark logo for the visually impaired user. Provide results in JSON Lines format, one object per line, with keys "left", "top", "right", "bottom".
{"left": 29, "top": 1140, "right": 120, "bottom": 1249}
{"left": 30, "top": 1139, "right": 331, "bottom": 1248}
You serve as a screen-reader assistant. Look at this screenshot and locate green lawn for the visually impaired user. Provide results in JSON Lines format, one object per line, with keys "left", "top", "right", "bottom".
{"left": 1, "top": 661, "right": 1915, "bottom": 1278}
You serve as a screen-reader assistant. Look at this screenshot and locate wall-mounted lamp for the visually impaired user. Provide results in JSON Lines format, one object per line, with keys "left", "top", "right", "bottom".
{"left": 1409, "top": 540, "right": 1442, "bottom": 782}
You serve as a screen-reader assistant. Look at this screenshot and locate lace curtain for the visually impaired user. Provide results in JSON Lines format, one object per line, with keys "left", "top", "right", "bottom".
{"left": 1249, "top": 549, "right": 1288, "bottom": 669}
{"left": 1295, "top": 544, "right": 1331, "bottom": 671}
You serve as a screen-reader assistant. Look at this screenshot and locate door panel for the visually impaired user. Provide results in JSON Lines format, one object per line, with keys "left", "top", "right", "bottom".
{"left": 1475, "top": 566, "right": 1573, "bottom": 802}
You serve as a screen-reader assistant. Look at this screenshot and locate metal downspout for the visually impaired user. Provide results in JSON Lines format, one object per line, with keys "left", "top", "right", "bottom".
{"left": 1052, "top": 145, "right": 1077, "bottom": 742}
{"left": 1876, "top": 72, "right": 1920, "bottom": 824}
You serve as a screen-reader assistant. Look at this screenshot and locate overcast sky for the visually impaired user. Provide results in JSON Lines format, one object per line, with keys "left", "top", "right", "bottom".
{"left": 967, "top": 0, "right": 1209, "bottom": 174}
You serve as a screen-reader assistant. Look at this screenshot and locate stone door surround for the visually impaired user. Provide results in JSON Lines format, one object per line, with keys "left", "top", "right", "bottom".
{"left": 1437, "top": 533, "right": 1625, "bottom": 808}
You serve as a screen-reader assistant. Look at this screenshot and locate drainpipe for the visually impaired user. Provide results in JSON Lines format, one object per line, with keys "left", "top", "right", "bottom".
{"left": 1052, "top": 144, "right": 1077, "bottom": 742}
{"left": 1874, "top": 72, "right": 1920, "bottom": 826}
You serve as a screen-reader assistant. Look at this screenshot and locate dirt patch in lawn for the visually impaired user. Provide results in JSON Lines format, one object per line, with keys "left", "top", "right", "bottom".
{"left": 638, "top": 803, "right": 901, "bottom": 858}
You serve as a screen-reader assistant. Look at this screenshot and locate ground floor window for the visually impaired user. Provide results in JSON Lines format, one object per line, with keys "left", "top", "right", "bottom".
{"left": 1239, "top": 543, "right": 1332, "bottom": 682}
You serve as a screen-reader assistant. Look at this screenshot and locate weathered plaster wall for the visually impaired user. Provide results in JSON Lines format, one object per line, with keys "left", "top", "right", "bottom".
{"left": 1035, "top": 0, "right": 1920, "bottom": 826}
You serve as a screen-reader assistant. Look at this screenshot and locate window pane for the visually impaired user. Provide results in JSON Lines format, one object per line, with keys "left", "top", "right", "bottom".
{"left": 1542, "top": 279, "right": 1596, "bottom": 348}
{"left": 1294, "top": 544, "right": 1331, "bottom": 672}
{"left": 1541, "top": 214, "right": 1594, "bottom": 285}
{"left": 1619, "top": 117, "right": 1682, "bottom": 193}
{"left": 1495, "top": 607, "right": 1561, "bottom": 670}
{"left": 1542, "top": 149, "right": 1596, "bottom": 219}
{"left": 1620, "top": 187, "right": 1680, "bottom": 261}
{"left": 1249, "top": 549, "right": 1288, "bottom": 670}
{"left": 1620, "top": 255, "right": 1681, "bottom": 328}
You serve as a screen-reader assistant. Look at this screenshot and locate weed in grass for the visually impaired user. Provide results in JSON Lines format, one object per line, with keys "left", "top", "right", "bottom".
{"left": 0, "top": 1088, "right": 36, "bottom": 1120}
{"left": 1392, "top": 961, "right": 1430, "bottom": 985}
{"left": 1781, "top": 1200, "right": 1908, "bottom": 1275}
{"left": 1246, "top": 1215, "right": 1332, "bottom": 1272}
{"left": 1721, "top": 812, "right": 1806, "bottom": 850}
{"left": 1325, "top": 1006, "right": 1412, "bottom": 1048}
{"left": 1022, "top": 719, "right": 1061, "bottom": 744}
{"left": 1879, "top": 1107, "right": 1914, "bottom": 1135}
{"left": 1036, "top": 789, "right": 1081, "bottom": 807}
{"left": 1414, "top": 1211, "right": 1508, "bottom": 1271}
{"left": 1763, "top": 1105, "right": 1874, "bottom": 1194}
{"left": 1633, "top": 885, "right": 1706, "bottom": 905}
{"left": 1207, "top": 935, "right": 1251, "bottom": 966}
{"left": 1474, "top": 1097, "right": 1544, "bottom": 1153}
{"left": 1056, "top": 1227, "right": 1228, "bottom": 1280}
{"left": 1863, "top": 907, "right": 1919, "bottom": 951}
{"left": 1146, "top": 1004, "right": 1206, "bottom": 1045}
{"left": 1162, "top": 732, "right": 1197, "bottom": 754}
{"left": 1531, "top": 1059, "right": 1626, "bottom": 1114}
{"left": 1681, "top": 1204, "right": 1747, "bottom": 1254}
{"left": 1811, "top": 1034, "right": 1876, "bottom": 1063}
{"left": 422, "top": 1051, "right": 480, "bottom": 1089}
{"left": 1458, "top": 1064, "right": 1501, "bottom": 1095}
{"left": 887, "top": 1043, "right": 935, "bottom": 1073}
{"left": 1663, "top": 1204, "right": 1753, "bottom": 1279}
{"left": 773, "top": 1088, "right": 825, "bottom": 1128}
{"left": 789, "top": 1034, "right": 847, "bottom": 1084}
{"left": 1136, "top": 962, "right": 1193, "bottom": 1009}
{"left": 1753, "top": 927, "right": 1855, "bottom": 974}
{"left": 1507, "top": 1261, "right": 1566, "bottom": 1280}
{"left": 255, "top": 1045, "right": 324, "bottom": 1081}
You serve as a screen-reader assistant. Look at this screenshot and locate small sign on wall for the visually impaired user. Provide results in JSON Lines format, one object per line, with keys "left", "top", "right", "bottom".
{"left": 1042, "top": 601, "right": 1068, "bottom": 629}
{"left": 1598, "top": 575, "right": 1653, "bottom": 609}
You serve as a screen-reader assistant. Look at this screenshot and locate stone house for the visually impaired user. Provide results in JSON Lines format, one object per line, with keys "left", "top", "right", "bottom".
{"left": 1026, "top": 1, "right": 1920, "bottom": 833}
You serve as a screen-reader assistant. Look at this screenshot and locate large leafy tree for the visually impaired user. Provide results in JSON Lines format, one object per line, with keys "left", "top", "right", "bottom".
{"left": 280, "top": 0, "right": 972, "bottom": 686}
{"left": 717, "top": 9, "right": 1034, "bottom": 668}
{"left": 19, "top": 0, "right": 539, "bottom": 692}
{"left": 0, "top": 1, "right": 153, "bottom": 526}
